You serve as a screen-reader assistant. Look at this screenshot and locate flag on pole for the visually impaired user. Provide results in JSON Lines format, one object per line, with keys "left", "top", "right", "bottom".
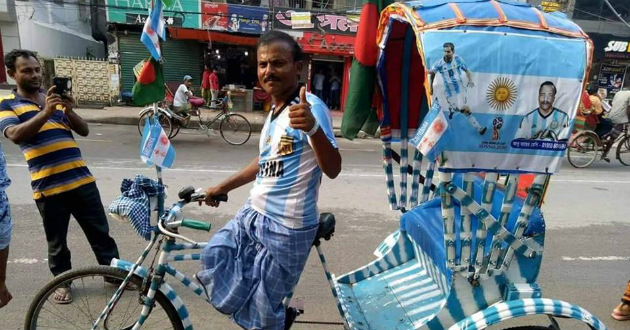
{"left": 132, "top": 57, "right": 165, "bottom": 106}
{"left": 141, "top": 0, "right": 167, "bottom": 61}
{"left": 409, "top": 100, "right": 451, "bottom": 161}
{"left": 140, "top": 118, "right": 176, "bottom": 168}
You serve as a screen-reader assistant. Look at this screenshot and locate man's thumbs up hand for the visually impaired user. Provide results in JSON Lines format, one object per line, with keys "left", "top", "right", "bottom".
{"left": 289, "top": 86, "right": 317, "bottom": 134}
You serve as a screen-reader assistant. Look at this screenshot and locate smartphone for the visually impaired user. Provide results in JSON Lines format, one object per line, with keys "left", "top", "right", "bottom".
{"left": 53, "top": 77, "right": 72, "bottom": 96}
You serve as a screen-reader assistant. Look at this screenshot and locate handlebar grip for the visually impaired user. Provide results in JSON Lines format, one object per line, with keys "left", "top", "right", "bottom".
{"left": 213, "top": 194, "right": 228, "bottom": 202}
{"left": 181, "top": 219, "right": 212, "bottom": 232}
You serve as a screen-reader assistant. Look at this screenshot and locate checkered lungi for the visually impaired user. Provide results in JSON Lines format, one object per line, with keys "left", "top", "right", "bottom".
{"left": 197, "top": 200, "right": 318, "bottom": 330}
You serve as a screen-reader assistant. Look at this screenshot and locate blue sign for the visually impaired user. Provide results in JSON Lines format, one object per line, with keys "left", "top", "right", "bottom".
{"left": 227, "top": 5, "right": 270, "bottom": 34}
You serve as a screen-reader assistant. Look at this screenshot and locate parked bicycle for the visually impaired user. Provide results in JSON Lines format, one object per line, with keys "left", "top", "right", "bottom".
{"left": 137, "top": 92, "right": 252, "bottom": 146}
{"left": 567, "top": 122, "right": 629, "bottom": 168}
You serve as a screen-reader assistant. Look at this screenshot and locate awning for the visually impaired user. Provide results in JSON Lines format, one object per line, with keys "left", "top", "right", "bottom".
{"left": 167, "top": 27, "right": 259, "bottom": 46}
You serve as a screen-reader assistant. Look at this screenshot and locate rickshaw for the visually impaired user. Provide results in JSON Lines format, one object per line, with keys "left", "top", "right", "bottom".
{"left": 25, "top": 1, "right": 609, "bottom": 330}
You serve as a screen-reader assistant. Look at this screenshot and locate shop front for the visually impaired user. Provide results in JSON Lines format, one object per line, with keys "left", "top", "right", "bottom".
{"left": 273, "top": 8, "right": 358, "bottom": 111}
{"left": 588, "top": 33, "right": 630, "bottom": 100}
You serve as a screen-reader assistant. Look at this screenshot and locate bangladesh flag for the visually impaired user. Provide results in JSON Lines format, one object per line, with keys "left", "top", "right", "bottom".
{"left": 341, "top": 0, "right": 393, "bottom": 140}
{"left": 132, "top": 57, "right": 165, "bottom": 106}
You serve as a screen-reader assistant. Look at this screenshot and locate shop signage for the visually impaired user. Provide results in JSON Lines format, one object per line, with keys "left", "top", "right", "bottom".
{"left": 201, "top": 2, "right": 270, "bottom": 34}
{"left": 299, "top": 32, "right": 355, "bottom": 55}
{"left": 540, "top": 1, "right": 561, "bottom": 12}
{"left": 604, "top": 40, "right": 630, "bottom": 59}
{"left": 106, "top": 0, "right": 199, "bottom": 28}
{"left": 273, "top": 8, "right": 358, "bottom": 35}
{"left": 598, "top": 64, "right": 626, "bottom": 94}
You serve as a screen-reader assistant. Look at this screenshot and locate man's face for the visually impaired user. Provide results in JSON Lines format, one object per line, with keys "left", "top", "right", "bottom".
{"left": 257, "top": 41, "right": 302, "bottom": 97}
{"left": 9, "top": 56, "right": 42, "bottom": 93}
{"left": 538, "top": 84, "right": 556, "bottom": 114}
{"left": 443, "top": 47, "right": 454, "bottom": 62}
{"left": 185, "top": 80, "right": 193, "bottom": 88}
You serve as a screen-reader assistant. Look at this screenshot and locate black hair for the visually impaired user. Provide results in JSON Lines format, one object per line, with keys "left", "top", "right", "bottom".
{"left": 586, "top": 83, "right": 599, "bottom": 96}
{"left": 443, "top": 42, "right": 455, "bottom": 52}
{"left": 4, "top": 49, "right": 38, "bottom": 71}
{"left": 539, "top": 81, "right": 557, "bottom": 95}
{"left": 257, "top": 31, "right": 303, "bottom": 62}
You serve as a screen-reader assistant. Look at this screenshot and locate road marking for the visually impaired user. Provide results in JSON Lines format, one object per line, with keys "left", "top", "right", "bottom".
{"left": 562, "top": 256, "right": 630, "bottom": 261}
{"left": 8, "top": 258, "right": 44, "bottom": 264}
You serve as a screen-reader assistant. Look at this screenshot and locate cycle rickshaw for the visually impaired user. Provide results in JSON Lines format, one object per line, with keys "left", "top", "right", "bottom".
{"left": 25, "top": 1, "right": 609, "bottom": 330}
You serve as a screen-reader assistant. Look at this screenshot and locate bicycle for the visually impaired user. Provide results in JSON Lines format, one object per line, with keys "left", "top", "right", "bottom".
{"left": 567, "top": 122, "right": 629, "bottom": 168}
{"left": 24, "top": 176, "right": 334, "bottom": 330}
{"left": 137, "top": 93, "right": 252, "bottom": 146}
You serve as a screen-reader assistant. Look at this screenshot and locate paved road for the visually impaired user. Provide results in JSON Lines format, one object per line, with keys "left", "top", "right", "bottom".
{"left": 1, "top": 124, "right": 629, "bottom": 330}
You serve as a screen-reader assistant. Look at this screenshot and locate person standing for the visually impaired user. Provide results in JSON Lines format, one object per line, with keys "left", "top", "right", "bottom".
{"left": 201, "top": 65, "right": 212, "bottom": 106}
{"left": 0, "top": 142, "right": 12, "bottom": 309}
{"left": 329, "top": 71, "right": 341, "bottom": 110}
{"left": 197, "top": 31, "right": 341, "bottom": 330}
{"left": 210, "top": 67, "right": 220, "bottom": 107}
{"left": 313, "top": 69, "right": 325, "bottom": 99}
{"left": 0, "top": 49, "right": 120, "bottom": 304}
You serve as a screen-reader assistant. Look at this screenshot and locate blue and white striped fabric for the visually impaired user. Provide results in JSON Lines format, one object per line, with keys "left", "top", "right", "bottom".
{"left": 197, "top": 201, "right": 318, "bottom": 330}
{"left": 430, "top": 55, "right": 469, "bottom": 99}
{"left": 108, "top": 175, "right": 164, "bottom": 240}
{"left": 250, "top": 92, "right": 337, "bottom": 229}
{"left": 0, "top": 191, "right": 11, "bottom": 250}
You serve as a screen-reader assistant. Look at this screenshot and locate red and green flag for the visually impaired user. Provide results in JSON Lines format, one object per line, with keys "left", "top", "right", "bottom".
{"left": 341, "top": 0, "right": 393, "bottom": 139}
{"left": 132, "top": 57, "right": 165, "bottom": 106}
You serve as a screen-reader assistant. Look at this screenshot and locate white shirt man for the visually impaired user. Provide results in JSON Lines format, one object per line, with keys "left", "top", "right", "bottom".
{"left": 608, "top": 90, "right": 630, "bottom": 124}
{"left": 173, "top": 75, "right": 193, "bottom": 110}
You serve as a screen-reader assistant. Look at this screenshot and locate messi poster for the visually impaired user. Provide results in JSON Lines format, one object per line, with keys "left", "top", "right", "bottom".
{"left": 411, "top": 30, "right": 589, "bottom": 174}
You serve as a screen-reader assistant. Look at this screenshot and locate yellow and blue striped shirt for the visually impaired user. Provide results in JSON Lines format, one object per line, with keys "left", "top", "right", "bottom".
{"left": 0, "top": 92, "right": 94, "bottom": 200}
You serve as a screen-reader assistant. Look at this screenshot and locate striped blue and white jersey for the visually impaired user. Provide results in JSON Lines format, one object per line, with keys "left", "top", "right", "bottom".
{"left": 430, "top": 55, "right": 469, "bottom": 99}
{"left": 250, "top": 92, "right": 337, "bottom": 229}
{"left": 516, "top": 108, "right": 570, "bottom": 141}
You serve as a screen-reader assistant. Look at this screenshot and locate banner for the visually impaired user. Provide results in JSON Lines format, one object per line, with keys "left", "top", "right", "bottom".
{"left": 201, "top": 2, "right": 228, "bottom": 31}
{"left": 106, "top": 0, "right": 198, "bottom": 28}
{"left": 273, "top": 8, "right": 358, "bottom": 35}
{"left": 411, "top": 31, "right": 587, "bottom": 174}
{"left": 598, "top": 64, "right": 626, "bottom": 95}
{"left": 227, "top": 5, "right": 270, "bottom": 34}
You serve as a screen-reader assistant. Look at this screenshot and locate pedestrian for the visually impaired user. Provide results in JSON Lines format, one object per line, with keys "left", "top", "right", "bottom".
{"left": 612, "top": 281, "right": 630, "bottom": 321}
{"left": 600, "top": 86, "right": 630, "bottom": 162}
{"left": 313, "top": 69, "right": 325, "bottom": 99}
{"left": 0, "top": 49, "right": 120, "bottom": 304}
{"left": 0, "top": 141, "right": 12, "bottom": 309}
{"left": 201, "top": 65, "right": 212, "bottom": 106}
{"left": 210, "top": 67, "right": 220, "bottom": 107}
{"left": 329, "top": 71, "right": 341, "bottom": 110}
{"left": 196, "top": 30, "right": 341, "bottom": 330}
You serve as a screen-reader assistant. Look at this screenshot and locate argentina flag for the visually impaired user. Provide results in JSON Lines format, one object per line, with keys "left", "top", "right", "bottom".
{"left": 140, "top": 117, "right": 175, "bottom": 169}
{"left": 140, "top": 0, "right": 166, "bottom": 61}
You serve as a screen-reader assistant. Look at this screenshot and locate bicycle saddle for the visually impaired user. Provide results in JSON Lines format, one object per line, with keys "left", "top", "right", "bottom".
{"left": 314, "top": 213, "right": 336, "bottom": 246}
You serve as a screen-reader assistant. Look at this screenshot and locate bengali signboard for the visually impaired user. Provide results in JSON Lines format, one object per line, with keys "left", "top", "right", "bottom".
{"left": 273, "top": 7, "right": 358, "bottom": 35}
{"left": 201, "top": 2, "right": 228, "bottom": 31}
{"left": 106, "top": 0, "right": 199, "bottom": 28}
{"left": 598, "top": 64, "right": 626, "bottom": 95}
{"left": 227, "top": 5, "right": 270, "bottom": 34}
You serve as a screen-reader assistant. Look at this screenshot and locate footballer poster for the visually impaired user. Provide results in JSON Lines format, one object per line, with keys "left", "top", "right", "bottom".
{"left": 411, "top": 30, "right": 588, "bottom": 174}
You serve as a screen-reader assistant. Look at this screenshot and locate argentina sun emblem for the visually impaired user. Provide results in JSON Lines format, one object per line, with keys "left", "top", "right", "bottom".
{"left": 486, "top": 77, "right": 517, "bottom": 111}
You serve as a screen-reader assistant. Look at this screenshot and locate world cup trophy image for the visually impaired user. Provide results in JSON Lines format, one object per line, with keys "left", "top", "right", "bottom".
{"left": 492, "top": 117, "right": 503, "bottom": 141}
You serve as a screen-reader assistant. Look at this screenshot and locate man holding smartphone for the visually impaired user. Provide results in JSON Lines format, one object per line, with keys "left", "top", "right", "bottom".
{"left": 0, "top": 49, "right": 120, "bottom": 304}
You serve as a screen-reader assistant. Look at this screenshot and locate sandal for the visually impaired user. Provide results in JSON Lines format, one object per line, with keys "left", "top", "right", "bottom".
{"left": 52, "top": 286, "right": 72, "bottom": 304}
{"left": 612, "top": 281, "right": 630, "bottom": 321}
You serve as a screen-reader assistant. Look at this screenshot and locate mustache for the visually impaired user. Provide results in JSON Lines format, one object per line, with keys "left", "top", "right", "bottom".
{"left": 263, "top": 75, "right": 280, "bottom": 83}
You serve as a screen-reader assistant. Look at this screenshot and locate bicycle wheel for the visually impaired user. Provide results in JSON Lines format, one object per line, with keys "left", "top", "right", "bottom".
{"left": 137, "top": 111, "right": 152, "bottom": 135}
{"left": 168, "top": 116, "right": 181, "bottom": 139}
{"left": 220, "top": 113, "right": 251, "bottom": 145}
{"left": 138, "top": 112, "right": 175, "bottom": 140}
{"left": 25, "top": 266, "right": 184, "bottom": 330}
{"left": 567, "top": 131, "right": 599, "bottom": 168}
{"left": 616, "top": 135, "right": 630, "bottom": 166}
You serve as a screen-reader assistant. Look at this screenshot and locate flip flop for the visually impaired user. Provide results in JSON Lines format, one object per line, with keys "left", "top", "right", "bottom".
{"left": 52, "top": 286, "right": 72, "bottom": 305}
{"left": 611, "top": 312, "right": 630, "bottom": 321}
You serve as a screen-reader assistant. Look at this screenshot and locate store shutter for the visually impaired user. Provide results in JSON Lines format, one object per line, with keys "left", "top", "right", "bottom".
{"left": 118, "top": 33, "right": 202, "bottom": 93}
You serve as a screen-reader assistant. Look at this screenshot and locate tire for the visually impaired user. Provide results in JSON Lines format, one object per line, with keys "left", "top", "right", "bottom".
{"left": 616, "top": 135, "right": 630, "bottom": 166}
{"left": 567, "top": 131, "right": 599, "bottom": 168}
{"left": 138, "top": 112, "right": 175, "bottom": 140}
{"left": 25, "top": 265, "right": 184, "bottom": 330}
{"left": 220, "top": 113, "right": 251, "bottom": 146}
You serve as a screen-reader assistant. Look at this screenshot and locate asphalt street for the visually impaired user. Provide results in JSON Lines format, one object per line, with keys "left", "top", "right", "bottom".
{"left": 0, "top": 124, "right": 628, "bottom": 330}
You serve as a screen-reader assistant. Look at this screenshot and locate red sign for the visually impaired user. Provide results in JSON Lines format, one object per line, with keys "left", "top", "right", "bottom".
{"left": 202, "top": 2, "right": 228, "bottom": 31}
{"left": 298, "top": 32, "right": 356, "bottom": 56}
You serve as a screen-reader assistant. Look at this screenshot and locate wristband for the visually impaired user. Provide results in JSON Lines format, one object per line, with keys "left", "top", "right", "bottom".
{"left": 305, "top": 120, "right": 320, "bottom": 137}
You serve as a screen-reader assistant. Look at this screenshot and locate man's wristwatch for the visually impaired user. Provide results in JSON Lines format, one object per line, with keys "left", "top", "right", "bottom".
{"left": 305, "top": 120, "right": 320, "bottom": 137}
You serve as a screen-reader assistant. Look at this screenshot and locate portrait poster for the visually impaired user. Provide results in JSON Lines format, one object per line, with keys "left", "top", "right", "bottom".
{"left": 598, "top": 64, "right": 626, "bottom": 95}
{"left": 410, "top": 30, "right": 588, "bottom": 174}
